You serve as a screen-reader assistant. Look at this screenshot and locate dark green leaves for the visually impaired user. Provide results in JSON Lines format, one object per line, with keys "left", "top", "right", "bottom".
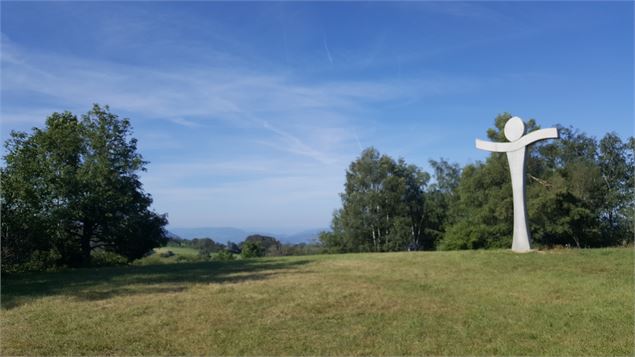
{"left": 1, "top": 105, "right": 167, "bottom": 272}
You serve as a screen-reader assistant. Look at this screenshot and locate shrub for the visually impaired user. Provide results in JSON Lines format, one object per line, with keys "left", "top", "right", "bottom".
{"left": 241, "top": 241, "right": 264, "bottom": 258}
{"left": 132, "top": 254, "right": 166, "bottom": 266}
{"left": 19, "top": 250, "right": 63, "bottom": 272}
{"left": 160, "top": 250, "right": 175, "bottom": 258}
{"left": 175, "top": 255, "right": 204, "bottom": 263}
{"left": 197, "top": 250, "right": 211, "bottom": 260}
{"left": 90, "top": 251, "right": 129, "bottom": 267}
{"left": 213, "top": 250, "right": 236, "bottom": 261}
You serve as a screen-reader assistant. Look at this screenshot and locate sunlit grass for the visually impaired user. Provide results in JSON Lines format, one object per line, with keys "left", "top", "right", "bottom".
{"left": 1, "top": 248, "right": 632, "bottom": 355}
{"left": 154, "top": 246, "right": 199, "bottom": 256}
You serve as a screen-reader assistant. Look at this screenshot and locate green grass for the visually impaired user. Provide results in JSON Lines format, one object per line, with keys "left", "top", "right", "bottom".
{"left": 153, "top": 246, "right": 199, "bottom": 256}
{"left": 1, "top": 248, "right": 633, "bottom": 355}
{"left": 132, "top": 246, "right": 204, "bottom": 265}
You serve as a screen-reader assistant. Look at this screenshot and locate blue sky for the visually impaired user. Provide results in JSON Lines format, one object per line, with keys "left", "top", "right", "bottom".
{"left": 1, "top": 2, "right": 633, "bottom": 233}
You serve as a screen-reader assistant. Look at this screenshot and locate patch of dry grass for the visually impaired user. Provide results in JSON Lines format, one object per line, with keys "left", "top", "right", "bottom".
{"left": 1, "top": 248, "right": 633, "bottom": 355}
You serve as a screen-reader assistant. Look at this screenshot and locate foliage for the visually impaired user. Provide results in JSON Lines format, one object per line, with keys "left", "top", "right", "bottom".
{"left": 242, "top": 234, "right": 281, "bottom": 255}
{"left": 226, "top": 242, "right": 241, "bottom": 254}
{"left": 440, "top": 114, "right": 634, "bottom": 249}
{"left": 241, "top": 241, "right": 264, "bottom": 258}
{"left": 160, "top": 250, "right": 176, "bottom": 258}
{"left": 191, "top": 237, "right": 225, "bottom": 257}
{"left": 277, "top": 242, "right": 324, "bottom": 256}
{"left": 175, "top": 254, "right": 206, "bottom": 263}
{"left": 212, "top": 250, "right": 237, "bottom": 261}
{"left": 90, "top": 250, "right": 129, "bottom": 267}
{"left": 322, "top": 147, "right": 457, "bottom": 253}
{"left": 326, "top": 113, "right": 633, "bottom": 252}
{"left": 162, "top": 235, "right": 306, "bottom": 259}
{"left": 1, "top": 105, "right": 168, "bottom": 272}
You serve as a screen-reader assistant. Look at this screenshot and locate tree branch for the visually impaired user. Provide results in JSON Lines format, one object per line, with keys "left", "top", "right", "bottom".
{"left": 529, "top": 174, "right": 551, "bottom": 188}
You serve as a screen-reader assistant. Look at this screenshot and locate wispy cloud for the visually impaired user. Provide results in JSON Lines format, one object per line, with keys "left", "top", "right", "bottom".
{"left": 2, "top": 1, "right": 630, "bottom": 231}
{"left": 2, "top": 35, "right": 477, "bottom": 164}
{"left": 169, "top": 117, "right": 202, "bottom": 128}
{"left": 322, "top": 32, "right": 333, "bottom": 65}
{"left": 1, "top": 32, "right": 482, "bottom": 229}
{"left": 353, "top": 130, "right": 363, "bottom": 151}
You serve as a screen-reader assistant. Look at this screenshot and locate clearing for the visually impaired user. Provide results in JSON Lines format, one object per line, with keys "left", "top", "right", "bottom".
{"left": 1, "top": 248, "right": 632, "bottom": 355}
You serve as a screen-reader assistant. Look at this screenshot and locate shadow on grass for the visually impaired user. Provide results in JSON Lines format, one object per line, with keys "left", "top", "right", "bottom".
{"left": 1, "top": 258, "right": 312, "bottom": 309}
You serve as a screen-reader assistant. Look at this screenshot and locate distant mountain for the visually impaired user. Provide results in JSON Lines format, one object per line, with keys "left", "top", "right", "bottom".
{"left": 165, "top": 230, "right": 182, "bottom": 239}
{"left": 278, "top": 228, "right": 326, "bottom": 244}
{"left": 168, "top": 227, "right": 248, "bottom": 242}
{"left": 167, "top": 226, "right": 328, "bottom": 244}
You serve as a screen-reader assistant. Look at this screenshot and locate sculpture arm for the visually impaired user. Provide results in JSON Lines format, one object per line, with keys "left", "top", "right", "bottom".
{"left": 475, "top": 128, "right": 559, "bottom": 152}
{"left": 519, "top": 128, "right": 558, "bottom": 146}
{"left": 475, "top": 139, "right": 514, "bottom": 152}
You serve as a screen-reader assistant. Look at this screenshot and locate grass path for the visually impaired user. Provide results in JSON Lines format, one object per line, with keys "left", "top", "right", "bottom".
{"left": 1, "top": 248, "right": 633, "bottom": 355}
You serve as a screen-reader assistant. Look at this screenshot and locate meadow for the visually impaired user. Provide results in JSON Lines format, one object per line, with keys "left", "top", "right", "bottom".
{"left": 1, "top": 248, "right": 633, "bottom": 356}
{"left": 154, "top": 246, "right": 199, "bottom": 257}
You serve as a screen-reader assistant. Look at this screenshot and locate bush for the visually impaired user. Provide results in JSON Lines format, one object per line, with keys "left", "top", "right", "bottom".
{"left": 132, "top": 254, "right": 166, "bottom": 266}
{"left": 213, "top": 250, "right": 236, "bottom": 261}
{"left": 175, "top": 255, "right": 205, "bottom": 263}
{"left": 241, "top": 241, "right": 264, "bottom": 258}
{"left": 439, "top": 220, "right": 510, "bottom": 250}
{"left": 19, "top": 250, "right": 63, "bottom": 272}
{"left": 160, "top": 250, "right": 175, "bottom": 258}
{"left": 197, "top": 250, "right": 211, "bottom": 260}
{"left": 90, "top": 251, "right": 129, "bottom": 267}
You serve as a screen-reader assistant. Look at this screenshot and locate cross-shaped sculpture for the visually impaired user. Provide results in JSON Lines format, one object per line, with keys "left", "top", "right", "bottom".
{"left": 475, "top": 117, "right": 558, "bottom": 252}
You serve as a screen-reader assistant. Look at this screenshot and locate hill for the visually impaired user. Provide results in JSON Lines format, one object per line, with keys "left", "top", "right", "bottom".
{"left": 279, "top": 228, "right": 324, "bottom": 244}
{"left": 1, "top": 248, "right": 632, "bottom": 356}
{"left": 168, "top": 227, "right": 248, "bottom": 241}
{"left": 167, "top": 226, "right": 327, "bottom": 244}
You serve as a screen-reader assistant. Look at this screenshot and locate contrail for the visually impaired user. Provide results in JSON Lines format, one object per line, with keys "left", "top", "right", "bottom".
{"left": 322, "top": 34, "right": 333, "bottom": 64}
{"left": 353, "top": 130, "right": 363, "bottom": 151}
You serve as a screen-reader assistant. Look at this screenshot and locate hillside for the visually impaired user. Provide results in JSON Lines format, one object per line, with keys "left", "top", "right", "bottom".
{"left": 1, "top": 248, "right": 632, "bottom": 356}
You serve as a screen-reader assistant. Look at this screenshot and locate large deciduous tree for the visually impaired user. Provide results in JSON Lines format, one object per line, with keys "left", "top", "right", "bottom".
{"left": 320, "top": 147, "right": 436, "bottom": 252}
{"left": 1, "top": 105, "right": 167, "bottom": 272}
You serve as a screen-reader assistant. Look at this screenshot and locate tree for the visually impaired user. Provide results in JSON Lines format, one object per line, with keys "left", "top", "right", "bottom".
{"left": 1, "top": 105, "right": 167, "bottom": 272}
{"left": 242, "top": 234, "right": 281, "bottom": 255}
{"left": 425, "top": 159, "right": 462, "bottom": 248}
{"left": 225, "top": 241, "right": 241, "bottom": 254}
{"left": 241, "top": 241, "right": 264, "bottom": 258}
{"left": 191, "top": 238, "right": 225, "bottom": 256}
{"left": 528, "top": 128, "right": 633, "bottom": 247}
{"left": 322, "top": 147, "right": 434, "bottom": 252}
{"left": 597, "top": 133, "right": 634, "bottom": 243}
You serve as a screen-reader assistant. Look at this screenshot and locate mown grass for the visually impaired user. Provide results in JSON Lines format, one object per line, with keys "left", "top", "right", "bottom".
{"left": 153, "top": 246, "right": 199, "bottom": 256}
{"left": 1, "top": 248, "right": 633, "bottom": 356}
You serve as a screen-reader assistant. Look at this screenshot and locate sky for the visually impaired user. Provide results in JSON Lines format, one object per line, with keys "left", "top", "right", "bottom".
{"left": 1, "top": 2, "right": 633, "bottom": 234}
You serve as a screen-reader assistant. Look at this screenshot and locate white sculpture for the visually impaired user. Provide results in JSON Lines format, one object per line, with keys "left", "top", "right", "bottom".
{"left": 475, "top": 117, "right": 558, "bottom": 252}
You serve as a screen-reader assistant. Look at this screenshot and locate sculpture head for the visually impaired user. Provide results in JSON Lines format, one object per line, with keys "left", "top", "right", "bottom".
{"left": 504, "top": 117, "right": 525, "bottom": 142}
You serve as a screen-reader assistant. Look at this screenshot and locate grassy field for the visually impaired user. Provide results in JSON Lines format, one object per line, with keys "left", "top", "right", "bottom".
{"left": 153, "top": 246, "right": 199, "bottom": 256}
{"left": 1, "top": 248, "right": 633, "bottom": 356}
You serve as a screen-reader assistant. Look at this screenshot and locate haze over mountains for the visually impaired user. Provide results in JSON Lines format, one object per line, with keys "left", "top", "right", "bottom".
{"left": 168, "top": 227, "right": 325, "bottom": 244}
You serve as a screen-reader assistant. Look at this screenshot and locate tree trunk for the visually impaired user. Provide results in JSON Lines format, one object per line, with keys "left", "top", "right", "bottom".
{"left": 371, "top": 226, "right": 377, "bottom": 252}
{"left": 81, "top": 222, "right": 93, "bottom": 264}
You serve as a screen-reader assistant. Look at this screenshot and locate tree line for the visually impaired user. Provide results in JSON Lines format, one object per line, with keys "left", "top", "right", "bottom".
{"left": 320, "top": 113, "right": 634, "bottom": 252}
{"left": 166, "top": 234, "right": 323, "bottom": 259}
{"left": 2, "top": 109, "right": 632, "bottom": 273}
